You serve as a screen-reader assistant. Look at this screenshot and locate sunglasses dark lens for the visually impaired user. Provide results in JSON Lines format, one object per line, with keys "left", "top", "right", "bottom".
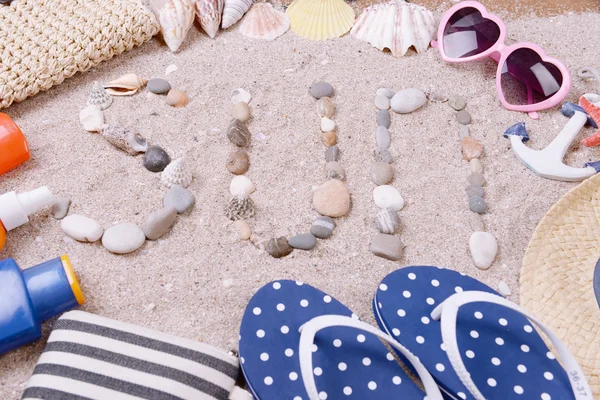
{"left": 500, "top": 48, "right": 563, "bottom": 106}
{"left": 443, "top": 7, "right": 501, "bottom": 58}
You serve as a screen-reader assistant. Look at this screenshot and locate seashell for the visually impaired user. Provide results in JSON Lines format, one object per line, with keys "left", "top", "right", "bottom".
{"left": 351, "top": 0, "right": 436, "bottom": 57}
{"left": 286, "top": 0, "right": 355, "bottom": 41}
{"left": 226, "top": 119, "right": 251, "bottom": 147}
{"left": 249, "top": 233, "right": 268, "bottom": 250}
{"left": 226, "top": 149, "right": 250, "bottom": 175}
{"left": 230, "top": 175, "right": 255, "bottom": 197}
{"left": 153, "top": 0, "right": 195, "bottom": 52}
{"left": 232, "top": 102, "right": 251, "bottom": 121}
{"left": 194, "top": 0, "right": 224, "bottom": 39}
{"left": 238, "top": 3, "right": 290, "bottom": 41}
{"left": 105, "top": 74, "right": 148, "bottom": 96}
{"left": 221, "top": 0, "right": 252, "bottom": 29}
{"left": 88, "top": 81, "right": 112, "bottom": 110}
{"left": 161, "top": 157, "right": 193, "bottom": 188}
{"left": 101, "top": 125, "right": 148, "bottom": 155}
{"left": 226, "top": 195, "right": 256, "bottom": 221}
{"left": 166, "top": 89, "right": 190, "bottom": 107}
{"left": 374, "top": 208, "right": 401, "bottom": 234}
{"left": 231, "top": 88, "right": 252, "bottom": 104}
{"left": 79, "top": 105, "right": 104, "bottom": 132}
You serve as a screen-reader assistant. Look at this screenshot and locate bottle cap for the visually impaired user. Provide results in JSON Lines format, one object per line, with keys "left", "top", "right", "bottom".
{"left": 0, "top": 187, "right": 54, "bottom": 231}
{"left": 0, "top": 113, "right": 29, "bottom": 175}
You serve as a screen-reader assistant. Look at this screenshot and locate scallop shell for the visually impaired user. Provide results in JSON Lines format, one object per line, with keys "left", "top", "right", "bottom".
{"left": 222, "top": 0, "right": 252, "bottom": 29}
{"left": 161, "top": 157, "right": 193, "bottom": 188}
{"left": 286, "top": 0, "right": 354, "bottom": 41}
{"left": 194, "top": 0, "right": 224, "bottom": 39}
{"left": 350, "top": 0, "right": 436, "bottom": 57}
{"left": 154, "top": 0, "right": 195, "bottom": 52}
{"left": 101, "top": 125, "right": 148, "bottom": 155}
{"left": 88, "top": 81, "right": 112, "bottom": 110}
{"left": 105, "top": 74, "right": 148, "bottom": 96}
{"left": 238, "top": 3, "right": 290, "bottom": 41}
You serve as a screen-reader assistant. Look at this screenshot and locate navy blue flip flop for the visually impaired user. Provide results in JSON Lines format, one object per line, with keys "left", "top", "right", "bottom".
{"left": 239, "top": 280, "right": 443, "bottom": 400}
{"left": 373, "top": 266, "right": 593, "bottom": 400}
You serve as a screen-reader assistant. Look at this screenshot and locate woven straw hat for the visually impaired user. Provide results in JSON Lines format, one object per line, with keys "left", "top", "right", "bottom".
{"left": 521, "top": 174, "right": 600, "bottom": 394}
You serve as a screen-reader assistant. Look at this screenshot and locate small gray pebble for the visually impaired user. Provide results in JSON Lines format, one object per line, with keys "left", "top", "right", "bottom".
{"left": 375, "top": 95, "right": 390, "bottom": 110}
{"left": 144, "top": 146, "right": 171, "bottom": 172}
{"left": 468, "top": 173, "right": 486, "bottom": 186}
{"left": 325, "top": 145, "right": 339, "bottom": 162}
{"left": 288, "top": 233, "right": 317, "bottom": 250}
{"left": 142, "top": 207, "right": 177, "bottom": 240}
{"left": 326, "top": 161, "right": 345, "bottom": 180}
{"left": 377, "top": 110, "right": 391, "bottom": 128}
{"left": 163, "top": 185, "right": 196, "bottom": 214}
{"left": 52, "top": 197, "right": 71, "bottom": 220}
{"left": 469, "top": 213, "right": 486, "bottom": 232}
{"left": 465, "top": 184, "right": 484, "bottom": 198}
{"left": 371, "top": 162, "right": 394, "bottom": 185}
{"left": 469, "top": 196, "right": 487, "bottom": 214}
{"left": 374, "top": 149, "right": 393, "bottom": 163}
{"left": 376, "top": 88, "right": 395, "bottom": 99}
{"left": 376, "top": 126, "right": 391, "bottom": 151}
{"left": 266, "top": 237, "right": 293, "bottom": 258}
{"left": 310, "top": 216, "right": 336, "bottom": 239}
{"left": 459, "top": 126, "right": 470, "bottom": 138}
{"left": 370, "top": 234, "right": 404, "bottom": 261}
{"left": 147, "top": 78, "right": 171, "bottom": 94}
{"left": 309, "top": 82, "right": 334, "bottom": 99}
{"left": 457, "top": 110, "right": 472, "bottom": 125}
{"left": 448, "top": 95, "right": 467, "bottom": 111}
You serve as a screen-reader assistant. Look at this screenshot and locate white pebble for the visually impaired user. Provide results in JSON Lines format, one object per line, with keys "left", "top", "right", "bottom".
{"left": 231, "top": 88, "right": 251, "bottom": 104}
{"left": 320, "top": 117, "right": 336, "bottom": 132}
{"left": 373, "top": 185, "right": 404, "bottom": 211}
{"left": 61, "top": 215, "right": 104, "bottom": 242}
{"left": 146, "top": 303, "right": 156, "bottom": 311}
{"left": 230, "top": 175, "right": 255, "bottom": 197}
{"left": 79, "top": 105, "right": 104, "bottom": 132}
{"left": 498, "top": 281, "right": 511, "bottom": 297}
{"left": 165, "top": 64, "right": 178, "bottom": 75}
{"left": 390, "top": 88, "right": 426, "bottom": 114}
{"left": 469, "top": 232, "right": 498, "bottom": 270}
{"left": 102, "top": 223, "right": 146, "bottom": 254}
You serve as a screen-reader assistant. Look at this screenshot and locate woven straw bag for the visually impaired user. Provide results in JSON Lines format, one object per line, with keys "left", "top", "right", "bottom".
{"left": 521, "top": 173, "right": 600, "bottom": 395}
{"left": 0, "top": 0, "right": 159, "bottom": 109}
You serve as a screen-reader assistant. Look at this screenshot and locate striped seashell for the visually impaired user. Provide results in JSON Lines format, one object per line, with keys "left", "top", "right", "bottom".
{"left": 238, "top": 3, "right": 289, "bottom": 41}
{"left": 221, "top": 0, "right": 252, "bottom": 29}
{"left": 155, "top": 0, "right": 195, "bottom": 52}
{"left": 194, "top": 0, "right": 224, "bottom": 38}
{"left": 161, "top": 157, "right": 193, "bottom": 188}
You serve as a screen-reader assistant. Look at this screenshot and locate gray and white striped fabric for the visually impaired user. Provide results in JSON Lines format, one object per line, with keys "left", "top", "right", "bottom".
{"left": 22, "top": 311, "right": 240, "bottom": 400}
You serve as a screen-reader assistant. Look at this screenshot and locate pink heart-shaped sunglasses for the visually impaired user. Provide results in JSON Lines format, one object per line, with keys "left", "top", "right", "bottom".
{"left": 432, "top": 1, "right": 571, "bottom": 119}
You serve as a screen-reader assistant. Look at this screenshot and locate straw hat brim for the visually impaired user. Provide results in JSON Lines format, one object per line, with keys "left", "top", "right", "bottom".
{"left": 521, "top": 173, "right": 600, "bottom": 394}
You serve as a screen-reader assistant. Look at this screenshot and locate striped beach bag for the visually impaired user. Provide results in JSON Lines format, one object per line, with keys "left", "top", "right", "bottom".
{"left": 22, "top": 311, "right": 251, "bottom": 400}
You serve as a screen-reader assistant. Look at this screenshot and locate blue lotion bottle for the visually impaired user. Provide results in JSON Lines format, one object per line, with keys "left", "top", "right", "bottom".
{"left": 0, "top": 255, "right": 85, "bottom": 354}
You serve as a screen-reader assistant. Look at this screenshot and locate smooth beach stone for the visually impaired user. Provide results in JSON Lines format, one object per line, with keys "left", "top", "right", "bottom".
{"left": 448, "top": 94, "right": 467, "bottom": 111}
{"left": 469, "top": 213, "right": 485, "bottom": 232}
{"left": 459, "top": 126, "right": 469, "bottom": 139}
{"left": 147, "top": 78, "right": 171, "bottom": 94}
{"left": 234, "top": 220, "right": 251, "bottom": 240}
{"left": 377, "top": 110, "right": 391, "bottom": 128}
{"left": 371, "top": 162, "right": 394, "bottom": 185}
{"left": 142, "top": 207, "right": 177, "bottom": 240}
{"left": 322, "top": 131, "right": 337, "bottom": 146}
{"left": 373, "top": 185, "right": 404, "bottom": 211}
{"left": 376, "top": 126, "right": 391, "bottom": 150}
{"left": 370, "top": 234, "right": 404, "bottom": 261}
{"left": 226, "top": 149, "right": 250, "bottom": 175}
{"left": 232, "top": 102, "right": 251, "bottom": 122}
{"left": 468, "top": 172, "right": 486, "bottom": 186}
{"left": 166, "top": 89, "right": 189, "bottom": 108}
{"left": 457, "top": 110, "right": 472, "bottom": 125}
{"left": 230, "top": 175, "right": 255, "bottom": 197}
{"left": 309, "top": 82, "right": 334, "bottom": 99}
{"left": 470, "top": 158, "right": 483, "bottom": 174}
{"left": 266, "top": 237, "right": 293, "bottom": 258}
{"left": 326, "top": 161, "right": 345, "bottom": 180}
{"left": 102, "top": 223, "right": 146, "bottom": 254}
{"left": 163, "top": 185, "right": 195, "bottom": 214}
{"left": 52, "top": 197, "right": 71, "bottom": 220}
{"left": 374, "top": 149, "right": 393, "bottom": 163}
{"left": 390, "top": 88, "right": 426, "bottom": 114}
{"left": 317, "top": 97, "right": 335, "bottom": 118}
{"left": 321, "top": 117, "right": 336, "bottom": 132}
{"left": 61, "top": 215, "right": 103, "bottom": 242}
{"left": 324, "top": 145, "right": 339, "bottom": 162}
{"left": 469, "top": 196, "right": 487, "bottom": 214}
{"left": 313, "top": 179, "right": 350, "bottom": 218}
{"left": 227, "top": 119, "right": 251, "bottom": 147}
{"left": 469, "top": 231, "right": 498, "bottom": 270}
{"left": 144, "top": 146, "right": 171, "bottom": 172}
{"left": 498, "top": 281, "right": 512, "bottom": 297}
{"left": 310, "top": 216, "right": 336, "bottom": 239}
{"left": 376, "top": 88, "right": 395, "bottom": 99}
{"left": 375, "top": 95, "right": 390, "bottom": 110}
{"left": 462, "top": 136, "right": 483, "bottom": 160}
{"left": 465, "top": 184, "right": 484, "bottom": 198}
{"left": 288, "top": 234, "right": 317, "bottom": 250}
{"left": 374, "top": 209, "right": 401, "bottom": 234}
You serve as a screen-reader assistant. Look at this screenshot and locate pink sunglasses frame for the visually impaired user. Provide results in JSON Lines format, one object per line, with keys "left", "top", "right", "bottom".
{"left": 431, "top": 1, "right": 572, "bottom": 120}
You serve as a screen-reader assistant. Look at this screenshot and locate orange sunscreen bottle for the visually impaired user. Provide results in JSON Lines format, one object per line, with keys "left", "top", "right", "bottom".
{"left": 0, "top": 113, "right": 30, "bottom": 175}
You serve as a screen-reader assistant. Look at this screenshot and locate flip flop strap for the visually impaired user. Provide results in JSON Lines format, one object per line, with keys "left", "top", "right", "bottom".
{"left": 431, "top": 291, "right": 593, "bottom": 400}
{"left": 298, "top": 315, "right": 444, "bottom": 400}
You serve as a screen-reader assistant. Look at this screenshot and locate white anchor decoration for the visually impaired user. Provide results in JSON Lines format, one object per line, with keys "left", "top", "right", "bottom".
{"left": 504, "top": 112, "right": 599, "bottom": 182}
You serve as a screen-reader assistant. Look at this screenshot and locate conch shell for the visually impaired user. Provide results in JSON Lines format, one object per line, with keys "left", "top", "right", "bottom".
{"left": 221, "top": 0, "right": 252, "bottom": 29}
{"left": 238, "top": 3, "right": 290, "bottom": 41}
{"left": 104, "top": 74, "right": 148, "bottom": 96}
{"left": 151, "top": 0, "right": 195, "bottom": 52}
{"left": 194, "top": 0, "right": 224, "bottom": 39}
{"left": 101, "top": 125, "right": 148, "bottom": 155}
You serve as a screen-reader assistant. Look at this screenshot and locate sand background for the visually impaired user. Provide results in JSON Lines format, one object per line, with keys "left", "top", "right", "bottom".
{"left": 1, "top": 2, "right": 600, "bottom": 398}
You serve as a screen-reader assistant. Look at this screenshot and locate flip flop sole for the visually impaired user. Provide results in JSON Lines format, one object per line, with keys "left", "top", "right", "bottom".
{"left": 374, "top": 267, "right": 573, "bottom": 400}
{"left": 240, "top": 280, "right": 424, "bottom": 399}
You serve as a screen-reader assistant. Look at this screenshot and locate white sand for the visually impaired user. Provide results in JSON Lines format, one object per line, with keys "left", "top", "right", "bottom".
{"left": 1, "top": 11, "right": 600, "bottom": 398}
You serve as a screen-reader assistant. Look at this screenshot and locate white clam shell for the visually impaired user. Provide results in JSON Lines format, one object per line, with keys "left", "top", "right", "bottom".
{"left": 373, "top": 185, "right": 404, "bottom": 211}
{"left": 469, "top": 231, "right": 498, "bottom": 270}
{"left": 161, "top": 157, "right": 193, "bottom": 188}
{"left": 79, "top": 105, "right": 104, "bottom": 132}
{"left": 238, "top": 3, "right": 290, "bottom": 41}
{"left": 222, "top": 0, "right": 252, "bottom": 29}
{"left": 320, "top": 117, "right": 336, "bottom": 132}
{"left": 230, "top": 175, "right": 255, "bottom": 197}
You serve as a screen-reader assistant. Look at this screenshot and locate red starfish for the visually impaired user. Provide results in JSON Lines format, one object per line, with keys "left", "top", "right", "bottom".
{"left": 580, "top": 94, "right": 600, "bottom": 147}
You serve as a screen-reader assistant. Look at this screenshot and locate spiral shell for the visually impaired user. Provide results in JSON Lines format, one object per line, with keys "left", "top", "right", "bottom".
{"left": 161, "top": 157, "right": 193, "bottom": 188}
{"left": 101, "top": 125, "right": 148, "bottom": 155}
{"left": 156, "top": 0, "right": 195, "bottom": 52}
{"left": 226, "top": 195, "right": 255, "bottom": 221}
{"left": 88, "top": 81, "right": 112, "bottom": 110}
{"left": 194, "top": 0, "right": 224, "bottom": 38}
{"left": 221, "top": 0, "right": 252, "bottom": 29}
{"left": 105, "top": 74, "right": 148, "bottom": 96}
{"left": 226, "top": 150, "right": 250, "bottom": 175}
